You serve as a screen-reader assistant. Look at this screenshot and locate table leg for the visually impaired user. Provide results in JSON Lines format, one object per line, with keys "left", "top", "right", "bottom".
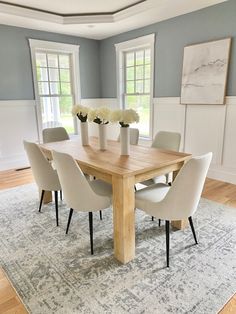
{"left": 171, "top": 169, "right": 188, "bottom": 230}
{"left": 112, "top": 175, "right": 135, "bottom": 264}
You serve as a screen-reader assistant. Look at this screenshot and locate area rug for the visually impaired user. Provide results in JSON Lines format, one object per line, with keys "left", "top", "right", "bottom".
{"left": 0, "top": 183, "right": 235, "bottom": 314}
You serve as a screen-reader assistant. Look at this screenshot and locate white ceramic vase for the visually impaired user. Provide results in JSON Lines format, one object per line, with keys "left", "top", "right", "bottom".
{"left": 80, "top": 121, "right": 89, "bottom": 146}
{"left": 120, "top": 126, "right": 130, "bottom": 155}
{"left": 98, "top": 124, "right": 107, "bottom": 150}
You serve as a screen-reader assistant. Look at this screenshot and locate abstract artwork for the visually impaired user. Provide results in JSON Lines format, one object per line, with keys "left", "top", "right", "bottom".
{"left": 181, "top": 38, "right": 231, "bottom": 104}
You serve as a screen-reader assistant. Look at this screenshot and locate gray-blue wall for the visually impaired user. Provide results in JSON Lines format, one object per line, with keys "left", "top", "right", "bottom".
{"left": 99, "top": 0, "right": 236, "bottom": 98}
{"left": 0, "top": 25, "right": 100, "bottom": 100}
{"left": 0, "top": 0, "right": 236, "bottom": 100}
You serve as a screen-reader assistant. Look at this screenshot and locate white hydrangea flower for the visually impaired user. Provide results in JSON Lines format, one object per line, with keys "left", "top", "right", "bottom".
{"left": 71, "top": 104, "right": 90, "bottom": 122}
{"left": 88, "top": 109, "right": 98, "bottom": 122}
{"left": 110, "top": 109, "right": 123, "bottom": 123}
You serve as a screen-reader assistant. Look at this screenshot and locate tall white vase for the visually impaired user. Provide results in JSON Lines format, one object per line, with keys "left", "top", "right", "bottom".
{"left": 80, "top": 121, "right": 89, "bottom": 146}
{"left": 120, "top": 126, "right": 130, "bottom": 155}
{"left": 98, "top": 124, "right": 107, "bottom": 151}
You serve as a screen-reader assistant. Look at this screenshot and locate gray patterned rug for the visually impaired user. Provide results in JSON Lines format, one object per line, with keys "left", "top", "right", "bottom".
{"left": 0, "top": 183, "right": 235, "bottom": 314}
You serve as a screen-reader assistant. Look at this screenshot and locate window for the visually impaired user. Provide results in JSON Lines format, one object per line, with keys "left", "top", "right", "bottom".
{"left": 29, "top": 40, "right": 80, "bottom": 138}
{"left": 116, "top": 34, "right": 155, "bottom": 138}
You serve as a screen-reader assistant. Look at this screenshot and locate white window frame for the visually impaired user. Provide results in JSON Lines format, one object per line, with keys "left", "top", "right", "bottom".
{"left": 115, "top": 34, "right": 155, "bottom": 139}
{"left": 29, "top": 39, "right": 81, "bottom": 142}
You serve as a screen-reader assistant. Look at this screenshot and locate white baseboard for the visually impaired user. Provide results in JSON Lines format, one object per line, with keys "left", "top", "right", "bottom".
{"left": 208, "top": 167, "right": 236, "bottom": 185}
{"left": 0, "top": 153, "right": 29, "bottom": 171}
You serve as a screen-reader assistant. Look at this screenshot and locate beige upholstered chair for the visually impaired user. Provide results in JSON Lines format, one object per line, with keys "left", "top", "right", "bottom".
{"left": 135, "top": 152, "right": 212, "bottom": 267}
{"left": 117, "top": 128, "right": 139, "bottom": 145}
{"left": 42, "top": 127, "right": 69, "bottom": 144}
{"left": 23, "top": 140, "right": 61, "bottom": 226}
{"left": 52, "top": 150, "right": 112, "bottom": 255}
{"left": 141, "top": 131, "right": 181, "bottom": 187}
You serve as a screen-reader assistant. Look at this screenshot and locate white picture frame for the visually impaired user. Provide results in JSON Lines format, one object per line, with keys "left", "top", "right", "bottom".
{"left": 180, "top": 38, "right": 231, "bottom": 105}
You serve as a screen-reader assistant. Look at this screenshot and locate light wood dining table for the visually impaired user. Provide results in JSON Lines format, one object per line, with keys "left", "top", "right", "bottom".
{"left": 40, "top": 137, "right": 191, "bottom": 264}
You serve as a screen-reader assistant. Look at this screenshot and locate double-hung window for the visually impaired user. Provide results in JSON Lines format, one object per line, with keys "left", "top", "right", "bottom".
{"left": 116, "top": 34, "right": 155, "bottom": 138}
{"left": 29, "top": 40, "right": 80, "bottom": 137}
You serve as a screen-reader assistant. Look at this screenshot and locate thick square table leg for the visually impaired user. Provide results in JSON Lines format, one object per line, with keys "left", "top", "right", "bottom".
{"left": 112, "top": 175, "right": 135, "bottom": 264}
{"left": 171, "top": 168, "right": 188, "bottom": 230}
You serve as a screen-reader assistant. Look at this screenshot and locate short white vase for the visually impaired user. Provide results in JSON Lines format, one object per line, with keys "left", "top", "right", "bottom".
{"left": 120, "top": 126, "right": 130, "bottom": 155}
{"left": 98, "top": 124, "right": 107, "bottom": 151}
{"left": 80, "top": 121, "right": 89, "bottom": 146}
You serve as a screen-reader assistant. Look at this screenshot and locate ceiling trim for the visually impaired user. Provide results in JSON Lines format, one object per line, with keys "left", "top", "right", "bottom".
{"left": 0, "top": 0, "right": 146, "bottom": 17}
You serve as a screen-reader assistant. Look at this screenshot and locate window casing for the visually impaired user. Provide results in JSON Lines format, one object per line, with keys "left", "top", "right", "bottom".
{"left": 116, "top": 34, "right": 155, "bottom": 139}
{"left": 29, "top": 40, "right": 80, "bottom": 140}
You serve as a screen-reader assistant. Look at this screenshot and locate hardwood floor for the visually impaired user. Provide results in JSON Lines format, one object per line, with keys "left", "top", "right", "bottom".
{"left": 0, "top": 268, "right": 28, "bottom": 313}
{"left": 0, "top": 169, "right": 235, "bottom": 313}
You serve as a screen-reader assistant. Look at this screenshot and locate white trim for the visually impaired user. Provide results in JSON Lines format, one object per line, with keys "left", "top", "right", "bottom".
{"left": 115, "top": 34, "right": 155, "bottom": 52}
{"left": 29, "top": 39, "right": 80, "bottom": 53}
{"left": 29, "top": 39, "right": 81, "bottom": 140}
{"left": 0, "top": 100, "right": 36, "bottom": 107}
{"left": 115, "top": 34, "right": 155, "bottom": 139}
{"left": 0, "top": 1, "right": 153, "bottom": 26}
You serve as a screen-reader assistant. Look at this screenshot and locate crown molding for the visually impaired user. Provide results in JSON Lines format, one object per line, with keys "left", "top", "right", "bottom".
{"left": 0, "top": 1, "right": 149, "bottom": 24}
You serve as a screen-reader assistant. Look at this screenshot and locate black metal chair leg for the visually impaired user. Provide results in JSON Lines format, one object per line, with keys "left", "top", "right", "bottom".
{"left": 152, "top": 216, "right": 154, "bottom": 221}
{"left": 158, "top": 219, "right": 161, "bottom": 227}
{"left": 89, "top": 212, "right": 94, "bottom": 255}
{"left": 54, "top": 191, "right": 59, "bottom": 226}
{"left": 60, "top": 190, "right": 63, "bottom": 201}
{"left": 99, "top": 210, "right": 102, "bottom": 220}
{"left": 165, "top": 220, "right": 170, "bottom": 267}
{"left": 188, "top": 216, "right": 198, "bottom": 244}
{"left": 38, "top": 190, "right": 45, "bottom": 212}
{"left": 66, "top": 208, "right": 74, "bottom": 234}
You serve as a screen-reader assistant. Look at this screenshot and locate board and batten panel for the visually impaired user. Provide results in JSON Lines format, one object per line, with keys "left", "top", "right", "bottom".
{"left": 153, "top": 98, "right": 186, "bottom": 151}
{"left": 184, "top": 104, "right": 226, "bottom": 165}
{"left": 222, "top": 97, "right": 236, "bottom": 168}
{"left": 0, "top": 100, "right": 38, "bottom": 170}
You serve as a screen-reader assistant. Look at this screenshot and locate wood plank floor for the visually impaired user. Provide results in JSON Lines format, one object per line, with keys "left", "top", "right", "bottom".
{"left": 0, "top": 268, "right": 28, "bottom": 313}
{"left": 0, "top": 169, "right": 235, "bottom": 313}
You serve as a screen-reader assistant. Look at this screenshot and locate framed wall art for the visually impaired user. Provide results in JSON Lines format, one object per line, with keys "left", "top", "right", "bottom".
{"left": 180, "top": 38, "right": 231, "bottom": 105}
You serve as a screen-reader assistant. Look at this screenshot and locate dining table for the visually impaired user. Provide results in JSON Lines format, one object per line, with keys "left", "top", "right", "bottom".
{"left": 40, "top": 136, "right": 191, "bottom": 264}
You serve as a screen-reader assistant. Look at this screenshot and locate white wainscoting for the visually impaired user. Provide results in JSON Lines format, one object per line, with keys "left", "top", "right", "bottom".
{"left": 0, "top": 100, "right": 38, "bottom": 171}
{"left": 154, "top": 96, "right": 236, "bottom": 184}
{"left": 1, "top": 97, "right": 236, "bottom": 185}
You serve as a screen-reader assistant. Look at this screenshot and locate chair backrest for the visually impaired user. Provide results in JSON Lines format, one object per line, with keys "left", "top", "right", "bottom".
{"left": 117, "top": 128, "right": 139, "bottom": 145}
{"left": 162, "top": 153, "right": 212, "bottom": 220}
{"left": 42, "top": 127, "right": 69, "bottom": 144}
{"left": 23, "top": 140, "right": 60, "bottom": 191}
{"left": 152, "top": 131, "right": 181, "bottom": 151}
{"left": 52, "top": 150, "right": 110, "bottom": 212}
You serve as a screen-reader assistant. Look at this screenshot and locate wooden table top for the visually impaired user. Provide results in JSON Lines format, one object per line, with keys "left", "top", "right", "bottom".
{"left": 40, "top": 137, "right": 191, "bottom": 178}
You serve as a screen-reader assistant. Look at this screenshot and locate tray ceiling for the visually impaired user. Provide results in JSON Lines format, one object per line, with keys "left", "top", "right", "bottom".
{"left": 0, "top": 0, "right": 228, "bottom": 40}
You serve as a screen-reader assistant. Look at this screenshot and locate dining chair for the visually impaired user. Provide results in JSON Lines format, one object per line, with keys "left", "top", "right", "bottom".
{"left": 117, "top": 127, "right": 139, "bottom": 145}
{"left": 23, "top": 140, "right": 61, "bottom": 226}
{"left": 42, "top": 126, "right": 70, "bottom": 200}
{"left": 135, "top": 152, "right": 212, "bottom": 267}
{"left": 141, "top": 131, "right": 181, "bottom": 187}
{"left": 42, "top": 127, "right": 70, "bottom": 144}
{"left": 52, "top": 150, "right": 112, "bottom": 255}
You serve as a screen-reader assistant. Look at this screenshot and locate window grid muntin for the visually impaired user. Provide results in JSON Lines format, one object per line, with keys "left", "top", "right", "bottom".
{"left": 36, "top": 51, "right": 73, "bottom": 97}
{"left": 124, "top": 48, "right": 151, "bottom": 95}
{"left": 123, "top": 47, "right": 152, "bottom": 138}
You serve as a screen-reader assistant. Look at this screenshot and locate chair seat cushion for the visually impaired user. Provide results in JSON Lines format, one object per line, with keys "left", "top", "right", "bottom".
{"left": 135, "top": 183, "right": 170, "bottom": 217}
{"left": 141, "top": 175, "right": 167, "bottom": 186}
{"left": 89, "top": 180, "right": 112, "bottom": 197}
